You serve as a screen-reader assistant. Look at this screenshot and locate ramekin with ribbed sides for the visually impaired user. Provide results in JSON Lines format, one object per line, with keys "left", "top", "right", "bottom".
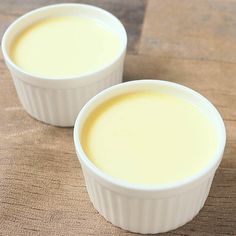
{"left": 2, "top": 4, "right": 127, "bottom": 126}
{"left": 73, "top": 80, "right": 226, "bottom": 234}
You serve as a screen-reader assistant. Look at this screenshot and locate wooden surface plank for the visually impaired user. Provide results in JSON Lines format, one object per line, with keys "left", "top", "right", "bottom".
{"left": 0, "top": 0, "right": 236, "bottom": 235}
{"left": 140, "top": 0, "right": 236, "bottom": 63}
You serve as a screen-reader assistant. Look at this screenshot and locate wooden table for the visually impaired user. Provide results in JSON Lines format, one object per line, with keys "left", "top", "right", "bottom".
{"left": 0, "top": 0, "right": 235, "bottom": 235}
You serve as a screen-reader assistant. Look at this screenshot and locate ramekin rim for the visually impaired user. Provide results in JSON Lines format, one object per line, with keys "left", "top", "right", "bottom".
{"left": 73, "top": 79, "right": 226, "bottom": 192}
{"left": 1, "top": 3, "right": 127, "bottom": 82}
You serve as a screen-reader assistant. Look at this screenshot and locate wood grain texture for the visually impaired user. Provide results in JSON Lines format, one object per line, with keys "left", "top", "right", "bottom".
{"left": 0, "top": 0, "right": 235, "bottom": 235}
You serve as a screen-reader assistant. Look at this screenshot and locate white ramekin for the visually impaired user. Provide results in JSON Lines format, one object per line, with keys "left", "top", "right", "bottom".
{"left": 1, "top": 4, "right": 127, "bottom": 127}
{"left": 73, "top": 80, "right": 226, "bottom": 234}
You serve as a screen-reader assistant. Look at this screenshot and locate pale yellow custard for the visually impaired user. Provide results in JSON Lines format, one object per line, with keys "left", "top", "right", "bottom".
{"left": 81, "top": 91, "right": 218, "bottom": 185}
{"left": 10, "top": 16, "right": 121, "bottom": 78}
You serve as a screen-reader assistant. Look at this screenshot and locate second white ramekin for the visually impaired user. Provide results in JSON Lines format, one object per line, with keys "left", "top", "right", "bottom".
{"left": 2, "top": 4, "right": 127, "bottom": 126}
{"left": 74, "top": 80, "right": 226, "bottom": 234}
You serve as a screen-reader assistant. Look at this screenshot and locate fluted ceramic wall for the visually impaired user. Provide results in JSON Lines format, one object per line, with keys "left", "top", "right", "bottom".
{"left": 82, "top": 165, "right": 214, "bottom": 234}
{"left": 8, "top": 60, "right": 124, "bottom": 126}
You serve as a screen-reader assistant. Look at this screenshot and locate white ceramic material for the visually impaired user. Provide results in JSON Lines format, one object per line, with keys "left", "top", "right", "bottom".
{"left": 2, "top": 4, "right": 127, "bottom": 126}
{"left": 74, "top": 80, "right": 226, "bottom": 234}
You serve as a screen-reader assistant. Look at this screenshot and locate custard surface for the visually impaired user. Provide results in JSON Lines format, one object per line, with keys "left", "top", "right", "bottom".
{"left": 81, "top": 91, "right": 218, "bottom": 185}
{"left": 10, "top": 16, "right": 121, "bottom": 78}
